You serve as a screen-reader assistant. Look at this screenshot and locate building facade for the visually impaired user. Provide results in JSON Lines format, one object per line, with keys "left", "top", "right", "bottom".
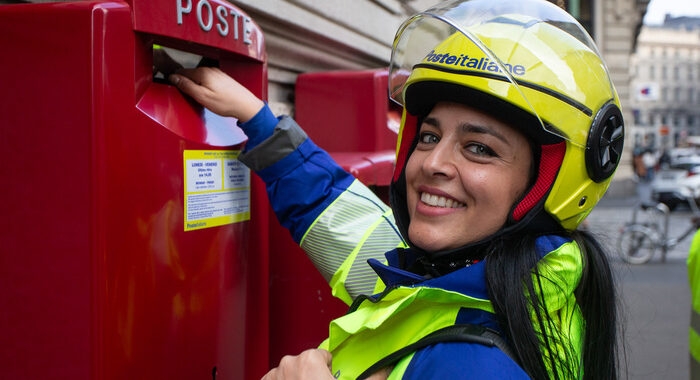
{"left": 629, "top": 17, "right": 700, "bottom": 151}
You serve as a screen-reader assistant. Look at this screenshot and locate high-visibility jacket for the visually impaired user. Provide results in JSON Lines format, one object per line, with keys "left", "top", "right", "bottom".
{"left": 688, "top": 230, "right": 700, "bottom": 379}
{"left": 238, "top": 114, "right": 584, "bottom": 379}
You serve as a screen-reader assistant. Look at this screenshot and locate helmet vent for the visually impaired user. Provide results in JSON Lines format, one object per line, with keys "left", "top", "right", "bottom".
{"left": 586, "top": 102, "right": 624, "bottom": 183}
{"left": 579, "top": 197, "right": 587, "bottom": 207}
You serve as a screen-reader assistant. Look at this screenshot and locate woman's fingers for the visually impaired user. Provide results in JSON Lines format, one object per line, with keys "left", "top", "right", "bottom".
{"left": 169, "top": 67, "right": 263, "bottom": 121}
{"left": 258, "top": 349, "right": 392, "bottom": 380}
{"left": 176, "top": 67, "right": 207, "bottom": 85}
{"left": 260, "top": 349, "right": 335, "bottom": 380}
{"left": 169, "top": 72, "right": 209, "bottom": 99}
{"left": 317, "top": 348, "right": 333, "bottom": 369}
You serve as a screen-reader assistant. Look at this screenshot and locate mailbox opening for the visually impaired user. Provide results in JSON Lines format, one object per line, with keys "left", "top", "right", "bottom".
{"left": 153, "top": 44, "right": 219, "bottom": 84}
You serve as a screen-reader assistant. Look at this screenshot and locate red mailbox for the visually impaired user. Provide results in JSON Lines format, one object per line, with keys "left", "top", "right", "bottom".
{"left": 0, "top": 1, "right": 269, "bottom": 379}
{"left": 268, "top": 70, "right": 399, "bottom": 365}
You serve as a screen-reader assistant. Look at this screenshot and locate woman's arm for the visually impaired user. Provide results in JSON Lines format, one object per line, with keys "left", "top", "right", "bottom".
{"left": 172, "top": 69, "right": 404, "bottom": 304}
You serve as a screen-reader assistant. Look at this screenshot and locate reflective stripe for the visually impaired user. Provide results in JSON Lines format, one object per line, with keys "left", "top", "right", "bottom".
{"left": 237, "top": 116, "right": 308, "bottom": 172}
{"left": 346, "top": 215, "right": 404, "bottom": 297}
{"left": 301, "top": 180, "right": 403, "bottom": 300}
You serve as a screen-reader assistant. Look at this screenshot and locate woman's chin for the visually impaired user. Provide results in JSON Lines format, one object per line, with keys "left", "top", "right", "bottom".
{"left": 408, "top": 228, "right": 494, "bottom": 253}
{"left": 409, "top": 234, "right": 457, "bottom": 252}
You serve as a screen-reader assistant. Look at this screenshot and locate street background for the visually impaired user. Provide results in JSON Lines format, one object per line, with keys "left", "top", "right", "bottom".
{"left": 589, "top": 181, "right": 692, "bottom": 379}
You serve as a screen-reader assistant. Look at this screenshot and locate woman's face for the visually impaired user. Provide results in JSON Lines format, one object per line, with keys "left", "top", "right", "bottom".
{"left": 405, "top": 101, "right": 533, "bottom": 252}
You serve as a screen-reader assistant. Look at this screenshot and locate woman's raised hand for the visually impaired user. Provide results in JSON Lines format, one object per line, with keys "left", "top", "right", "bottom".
{"left": 169, "top": 67, "right": 264, "bottom": 122}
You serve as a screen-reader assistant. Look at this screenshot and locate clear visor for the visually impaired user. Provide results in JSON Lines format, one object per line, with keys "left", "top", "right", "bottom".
{"left": 389, "top": 0, "right": 616, "bottom": 147}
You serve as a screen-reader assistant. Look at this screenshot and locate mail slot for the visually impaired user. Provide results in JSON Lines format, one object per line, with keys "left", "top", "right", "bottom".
{"left": 0, "top": 1, "right": 269, "bottom": 378}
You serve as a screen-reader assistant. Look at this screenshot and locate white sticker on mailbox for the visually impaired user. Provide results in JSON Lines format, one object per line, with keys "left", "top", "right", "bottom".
{"left": 184, "top": 150, "right": 250, "bottom": 231}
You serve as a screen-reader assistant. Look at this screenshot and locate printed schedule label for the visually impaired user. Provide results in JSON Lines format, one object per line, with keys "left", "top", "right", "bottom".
{"left": 183, "top": 150, "right": 250, "bottom": 231}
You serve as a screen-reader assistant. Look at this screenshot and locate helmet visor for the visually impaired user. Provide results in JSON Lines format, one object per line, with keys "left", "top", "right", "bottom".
{"left": 389, "top": 0, "right": 616, "bottom": 147}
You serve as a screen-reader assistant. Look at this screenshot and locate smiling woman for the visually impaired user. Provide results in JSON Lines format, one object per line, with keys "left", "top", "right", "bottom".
{"left": 406, "top": 102, "right": 533, "bottom": 251}
{"left": 168, "top": 0, "right": 623, "bottom": 379}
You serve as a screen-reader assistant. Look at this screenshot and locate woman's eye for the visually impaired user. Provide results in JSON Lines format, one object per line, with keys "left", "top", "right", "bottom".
{"left": 466, "top": 143, "right": 496, "bottom": 157}
{"left": 419, "top": 133, "right": 439, "bottom": 144}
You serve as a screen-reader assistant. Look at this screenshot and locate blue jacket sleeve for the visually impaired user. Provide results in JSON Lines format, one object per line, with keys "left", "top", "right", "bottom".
{"left": 257, "top": 137, "right": 356, "bottom": 242}
{"left": 237, "top": 115, "right": 404, "bottom": 302}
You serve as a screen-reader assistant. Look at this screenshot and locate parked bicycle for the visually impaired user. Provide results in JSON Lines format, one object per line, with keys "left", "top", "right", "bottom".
{"left": 617, "top": 196, "right": 700, "bottom": 264}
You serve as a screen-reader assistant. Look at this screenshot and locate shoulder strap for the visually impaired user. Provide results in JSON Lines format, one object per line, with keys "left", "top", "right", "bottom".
{"left": 355, "top": 324, "right": 520, "bottom": 380}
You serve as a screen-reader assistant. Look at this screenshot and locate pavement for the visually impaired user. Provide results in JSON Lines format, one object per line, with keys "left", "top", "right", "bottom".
{"left": 586, "top": 183, "right": 693, "bottom": 379}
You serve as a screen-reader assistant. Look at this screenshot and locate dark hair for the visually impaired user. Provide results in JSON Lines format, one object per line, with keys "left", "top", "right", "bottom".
{"left": 484, "top": 229, "right": 620, "bottom": 380}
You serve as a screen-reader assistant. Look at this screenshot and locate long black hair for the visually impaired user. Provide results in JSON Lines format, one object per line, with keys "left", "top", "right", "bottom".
{"left": 484, "top": 229, "right": 620, "bottom": 380}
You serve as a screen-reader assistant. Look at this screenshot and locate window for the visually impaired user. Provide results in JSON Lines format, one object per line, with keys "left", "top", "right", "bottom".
{"left": 689, "top": 115, "right": 696, "bottom": 127}
{"left": 662, "top": 87, "right": 668, "bottom": 101}
{"left": 674, "top": 66, "right": 679, "bottom": 80}
{"left": 662, "top": 65, "right": 668, "bottom": 79}
{"left": 662, "top": 114, "right": 668, "bottom": 125}
{"left": 691, "top": 89, "right": 695, "bottom": 104}
{"left": 675, "top": 87, "right": 681, "bottom": 101}
{"left": 650, "top": 65, "right": 655, "bottom": 79}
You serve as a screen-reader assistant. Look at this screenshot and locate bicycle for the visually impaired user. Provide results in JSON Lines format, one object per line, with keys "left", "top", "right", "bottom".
{"left": 617, "top": 196, "right": 700, "bottom": 264}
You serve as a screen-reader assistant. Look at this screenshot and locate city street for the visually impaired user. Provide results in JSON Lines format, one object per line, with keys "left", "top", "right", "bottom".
{"left": 587, "top": 184, "right": 693, "bottom": 379}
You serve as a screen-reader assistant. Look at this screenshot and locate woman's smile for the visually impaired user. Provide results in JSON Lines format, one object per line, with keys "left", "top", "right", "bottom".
{"left": 416, "top": 186, "right": 466, "bottom": 217}
{"left": 419, "top": 191, "right": 466, "bottom": 209}
{"left": 405, "top": 102, "right": 533, "bottom": 252}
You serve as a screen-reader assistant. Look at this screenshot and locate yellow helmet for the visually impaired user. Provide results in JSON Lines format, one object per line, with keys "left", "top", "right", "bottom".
{"left": 389, "top": 0, "right": 624, "bottom": 240}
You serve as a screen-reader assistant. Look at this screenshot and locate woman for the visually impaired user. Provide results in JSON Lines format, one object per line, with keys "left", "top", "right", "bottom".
{"left": 170, "top": 1, "right": 622, "bottom": 378}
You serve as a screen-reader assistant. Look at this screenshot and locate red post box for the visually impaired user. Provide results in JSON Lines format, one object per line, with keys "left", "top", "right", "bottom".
{"left": 0, "top": 1, "right": 269, "bottom": 379}
{"left": 268, "top": 69, "right": 399, "bottom": 365}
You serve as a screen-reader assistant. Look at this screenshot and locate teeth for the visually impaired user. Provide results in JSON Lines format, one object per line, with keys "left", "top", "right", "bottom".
{"left": 420, "top": 192, "right": 465, "bottom": 208}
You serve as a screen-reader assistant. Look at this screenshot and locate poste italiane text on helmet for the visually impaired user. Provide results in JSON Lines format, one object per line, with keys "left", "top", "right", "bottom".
{"left": 388, "top": 0, "right": 624, "bottom": 249}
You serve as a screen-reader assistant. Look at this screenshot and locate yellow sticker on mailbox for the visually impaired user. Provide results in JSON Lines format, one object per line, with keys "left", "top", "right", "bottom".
{"left": 183, "top": 150, "right": 250, "bottom": 231}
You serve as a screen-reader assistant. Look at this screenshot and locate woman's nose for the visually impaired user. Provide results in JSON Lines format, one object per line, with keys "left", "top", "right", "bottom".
{"left": 422, "top": 141, "right": 457, "bottom": 178}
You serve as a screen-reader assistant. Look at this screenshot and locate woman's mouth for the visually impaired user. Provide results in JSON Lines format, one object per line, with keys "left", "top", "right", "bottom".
{"left": 420, "top": 192, "right": 466, "bottom": 208}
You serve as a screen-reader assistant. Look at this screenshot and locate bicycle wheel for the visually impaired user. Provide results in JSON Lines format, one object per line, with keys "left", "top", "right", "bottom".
{"left": 618, "top": 225, "right": 656, "bottom": 264}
